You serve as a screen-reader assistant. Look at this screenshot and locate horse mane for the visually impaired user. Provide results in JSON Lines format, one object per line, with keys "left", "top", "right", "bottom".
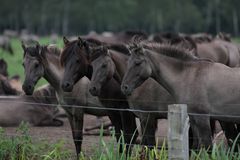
{"left": 88, "top": 44, "right": 130, "bottom": 62}
{"left": 123, "top": 30, "right": 148, "bottom": 38}
{"left": 45, "top": 44, "right": 61, "bottom": 56}
{"left": 138, "top": 42, "right": 200, "bottom": 61}
{"left": 215, "top": 32, "right": 231, "bottom": 42}
{"left": 107, "top": 44, "right": 130, "bottom": 55}
{"left": 190, "top": 33, "right": 213, "bottom": 44}
{"left": 24, "top": 43, "right": 61, "bottom": 58}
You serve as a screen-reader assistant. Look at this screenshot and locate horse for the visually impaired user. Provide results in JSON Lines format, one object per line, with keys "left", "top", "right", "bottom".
{"left": 60, "top": 37, "right": 138, "bottom": 153}
{"left": 195, "top": 38, "right": 240, "bottom": 67}
{"left": 21, "top": 42, "right": 105, "bottom": 157}
{"left": 82, "top": 30, "right": 148, "bottom": 45}
{"left": 121, "top": 43, "right": 240, "bottom": 149}
{"left": 0, "top": 84, "right": 63, "bottom": 127}
{"left": 88, "top": 45, "right": 174, "bottom": 147}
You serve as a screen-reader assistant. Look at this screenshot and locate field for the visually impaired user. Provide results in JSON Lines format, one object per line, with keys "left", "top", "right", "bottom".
{"left": 1, "top": 37, "right": 240, "bottom": 159}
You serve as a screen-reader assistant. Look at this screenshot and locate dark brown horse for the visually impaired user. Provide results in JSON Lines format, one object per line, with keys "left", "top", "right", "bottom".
{"left": 60, "top": 37, "right": 138, "bottom": 153}
{"left": 0, "top": 84, "right": 63, "bottom": 127}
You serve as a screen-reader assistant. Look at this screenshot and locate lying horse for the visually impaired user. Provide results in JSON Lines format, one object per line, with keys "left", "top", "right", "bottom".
{"left": 0, "top": 84, "right": 63, "bottom": 127}
{"left": 121, "top": 43, "right": 240, "bottom": 149}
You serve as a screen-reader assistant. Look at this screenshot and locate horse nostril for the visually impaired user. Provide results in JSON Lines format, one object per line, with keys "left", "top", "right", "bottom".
{"left": 63, "top": 82, "right": 70, "bottom": 88}
{"left": 28, "top": 85, "right": 32, "bottom": 90}
{"left": 122, "top": 85, "right": 129, "bottom": 91}
{"left": 92, "top": 86, "right": 97, "bottom": 91}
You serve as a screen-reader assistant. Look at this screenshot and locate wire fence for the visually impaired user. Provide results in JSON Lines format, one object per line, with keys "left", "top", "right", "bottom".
{"left": 1, "top": 95, "right": 240, "bottom": 118}
{"left": 0, "top": 95, "right": 235, "bottom": 156}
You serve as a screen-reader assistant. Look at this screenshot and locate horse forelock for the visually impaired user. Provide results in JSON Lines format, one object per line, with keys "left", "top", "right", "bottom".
{"left": 23, "top": 46, "right": 39, "bottom": 58}
{"left": 60, "top": 40, "right": 83, "bottom": 66}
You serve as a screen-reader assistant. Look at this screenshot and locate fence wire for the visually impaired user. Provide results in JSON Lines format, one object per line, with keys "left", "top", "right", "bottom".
{"left": 0, "top": 95, "right": 238, "bottom": 156}
{"left": 1, "top": 96, "right": 240, "bottom": 118}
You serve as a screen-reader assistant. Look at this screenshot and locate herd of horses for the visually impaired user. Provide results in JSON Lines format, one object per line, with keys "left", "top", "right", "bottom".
{"left": 1, "top": 30, "right": 240, "bottom": 156}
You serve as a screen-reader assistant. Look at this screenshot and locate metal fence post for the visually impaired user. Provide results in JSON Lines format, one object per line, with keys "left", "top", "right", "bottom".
{"left": 168, "top": 104, "right": 189, "bottom": 160}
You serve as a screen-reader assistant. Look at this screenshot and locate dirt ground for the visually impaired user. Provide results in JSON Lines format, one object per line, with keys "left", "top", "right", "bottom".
{"left": 3, "top": 114, "right": 226, "bottom": 158}
{"left": 3, "top": 114, "right": 168, "bottom": 158}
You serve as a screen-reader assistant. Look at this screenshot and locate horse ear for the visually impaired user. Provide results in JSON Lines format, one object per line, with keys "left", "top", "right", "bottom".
{"left": 35, "top": 42, "right": 44, "bottom": 58}
{"left": 21, "top": 41, "right": 26, "bottom": 52}
{"left": 63, "top": 36, "right": 69, "bottom": 45}
{"left": 101, "top": 46, "right": 108, "bottom": 55}
{"left": 77, "top": 37, "right": 84, "bottom": 47}
{"left": 131, "top": 45, "right": 144, "bottom": 56}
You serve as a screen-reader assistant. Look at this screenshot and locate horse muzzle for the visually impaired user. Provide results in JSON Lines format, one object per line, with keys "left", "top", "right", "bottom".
{"left": 121, "top": 84, "right": 132, "bottom": 96}
{"left": 89, "top": 86, "right": 100, "bottom": 96}
{"left": 22, "top": 83, "right": 34, "bottom": 95}
{"left": 61, "top": 81, "right": 74, "bottom": 92}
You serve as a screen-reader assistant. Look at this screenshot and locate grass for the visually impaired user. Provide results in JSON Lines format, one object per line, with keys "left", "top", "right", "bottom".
{"left": 0, "top": 122, "right": 72, "bottom": 160}
{"left": 2, "top": 122, "right": 240, "bottom": 159}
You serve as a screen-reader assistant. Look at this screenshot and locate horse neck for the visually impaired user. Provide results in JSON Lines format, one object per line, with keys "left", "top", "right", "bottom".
{"left": 147, "top": 50, "right": 190, "bottom": 99}
{"left": 110, "top": 51, "right": 129, "bottom": 79}
{"left": 43, "top": 54, "right": 63, "bottom": 92}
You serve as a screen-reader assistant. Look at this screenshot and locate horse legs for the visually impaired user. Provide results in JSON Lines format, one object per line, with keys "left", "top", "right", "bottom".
{"left": 108, "top": 111, "right": 124, "bottom": 152}
{"left": 189, "top": 119, "right": 214, "bottom": 149}
{"left": 120, "top": 110, "right": 138, "bottom": 153}
{"left": 140, "top": 114, "right": 157, "bottom": 149}
{"left": 219, "top": 121, "right": 239, "bottom": 150}
{"left": 190, "top": 115, "right": 212, "bottom": 149}
{"left": 66, "top": 110, "right": 84, "bottom": 157}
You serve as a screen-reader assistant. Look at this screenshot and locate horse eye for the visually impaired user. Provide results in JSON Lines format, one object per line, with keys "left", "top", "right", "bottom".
{"left": 34, "top": 63, "right": 39, "bottom": 68}
{"left": 102, "top": 63, "right": 107, "bottom": 68}
{"left": 76, "top": 59, "right": 80, "bottom": 63}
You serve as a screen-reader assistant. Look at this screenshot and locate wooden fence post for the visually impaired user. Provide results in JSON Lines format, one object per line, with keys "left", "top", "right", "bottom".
{"left": 168, "top": 104, "right": 189, "bottom": 160}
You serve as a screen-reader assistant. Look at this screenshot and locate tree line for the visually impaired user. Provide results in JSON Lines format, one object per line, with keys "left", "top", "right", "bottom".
{"left": 0, "top": 0, "right": 239, "bottom": 35}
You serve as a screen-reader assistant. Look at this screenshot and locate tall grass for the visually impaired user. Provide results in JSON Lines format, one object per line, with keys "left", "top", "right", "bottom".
{"left": 0, "top": 122, "right": 71, "bottom": 160}
{"left": 1, "top": 122, "right": 240, "bottom": 159}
